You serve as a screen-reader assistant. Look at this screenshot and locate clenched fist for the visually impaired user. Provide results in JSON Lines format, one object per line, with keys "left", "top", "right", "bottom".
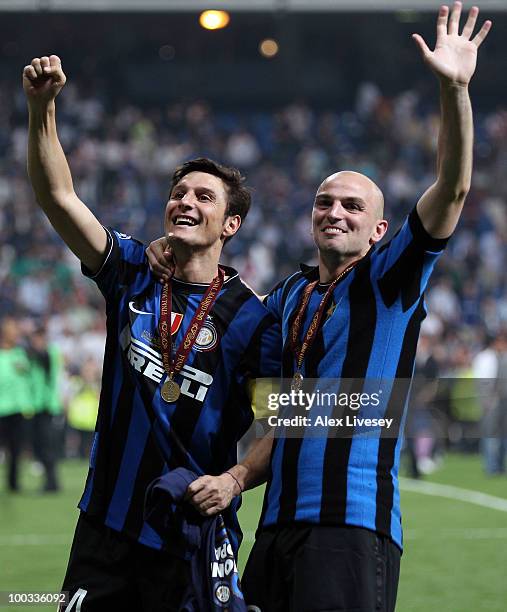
{"left": 23, "top": 55, "right": 66, "bottom": 107}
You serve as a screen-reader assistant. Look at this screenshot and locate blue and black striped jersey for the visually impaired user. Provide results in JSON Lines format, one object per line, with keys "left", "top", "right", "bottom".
{"left": 259, "top": 208, "right": 448, "bottom": 549}
{"left": 79, "top": 228, "right": 282, "bottom": 550}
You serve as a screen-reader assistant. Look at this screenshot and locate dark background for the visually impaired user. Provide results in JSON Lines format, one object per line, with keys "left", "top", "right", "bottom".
{"left": 1, "top": 11, "right": 505, "bottom": 108}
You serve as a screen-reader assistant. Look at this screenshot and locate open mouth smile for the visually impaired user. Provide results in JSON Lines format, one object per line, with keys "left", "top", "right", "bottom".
{"left": 172, "top": 215, "right": 199, "bottom": 227}
{"left": 322, "top": 226, "right": 347, "bottom": 235}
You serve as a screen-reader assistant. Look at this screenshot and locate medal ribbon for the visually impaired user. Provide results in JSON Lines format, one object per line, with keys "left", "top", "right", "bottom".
{"left": 159, "top": 267, "right": 225, "bottom": 382}
{"left": 289, "top": 262, "right": 358, "bottom": 374}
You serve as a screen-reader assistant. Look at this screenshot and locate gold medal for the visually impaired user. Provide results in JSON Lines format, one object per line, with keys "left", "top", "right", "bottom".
{"left": 291, "top": 372, "right": 304, "bottom": 393}
{"left": 158, "top": 268, "right": 225, "bottom": 406}
{"left": 161, "top": 378, "right": 181, "bottom": 403}
{"left": 289, "top": 261, "right": 358, "bottom": 391}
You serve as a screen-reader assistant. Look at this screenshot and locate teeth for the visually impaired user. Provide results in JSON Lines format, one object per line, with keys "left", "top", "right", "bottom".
{"left": 323, "top": 227, "right": 345, "bottom": 234}
{"left": 174, "top": 216, "right": 198, "bottom": 226}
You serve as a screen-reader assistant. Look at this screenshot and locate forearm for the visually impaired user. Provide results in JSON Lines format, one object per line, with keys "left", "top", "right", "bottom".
{"left": 227, "top": 433, "right": 273, "bottom": 493}
{"left": 416, "top": 83, "right": 473, "bottom": 238}
{"left": 411, "top": 2, "right": 491, "bottom": 240}
{"left": 27, "top": 100, "right": 107, "bottom": 271}
{"left": 28, "top": 101, "right": 75, "bottom": 209}
{"left": 435, "top": 82, "right": 473, "bottom": 201}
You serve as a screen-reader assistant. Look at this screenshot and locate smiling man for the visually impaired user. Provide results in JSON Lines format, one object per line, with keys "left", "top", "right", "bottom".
{"left": 147, "top": 4, "right": 492, "bottom": 611}
{"left": 312, "top": 170, "right": 387, "bottom": 281}
{"left": 23, "top": 56, "right": 281, "bottom": 610}
{"left": 241, "top": 5, "right": 491, "bottom": 611}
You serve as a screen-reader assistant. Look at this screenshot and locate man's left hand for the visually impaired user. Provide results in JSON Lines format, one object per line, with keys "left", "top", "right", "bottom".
{"left": 412, "top": 2, "right": 491, "bottom": 87}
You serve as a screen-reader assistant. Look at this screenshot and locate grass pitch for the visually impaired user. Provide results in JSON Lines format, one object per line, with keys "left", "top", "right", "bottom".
{"left": 0, "top": 453, "right": 506, "bottom": 611}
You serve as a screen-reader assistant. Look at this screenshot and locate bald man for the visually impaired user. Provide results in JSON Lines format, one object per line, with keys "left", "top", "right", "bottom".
{"left": 147, "top": 4, "right": 491, "bottom": 610}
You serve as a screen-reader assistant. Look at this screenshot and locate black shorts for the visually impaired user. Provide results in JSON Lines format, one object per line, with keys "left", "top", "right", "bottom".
{"left": 59, "top": 512, "right": 192, "bottom": 612}
{"left": 242, "top": 525, "right": 401, "bottom": 612}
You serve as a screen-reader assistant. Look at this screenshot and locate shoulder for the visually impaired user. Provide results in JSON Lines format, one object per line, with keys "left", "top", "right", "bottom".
{"left": 373, "top": 208, "right": 450, "bottom": 262}
{"left": 268, "top": 269, "right": 309, "bottom": 299}
{"left": 214, "top": 267, "right": 266, "bottom": 315}
{"left": 108, "top": 229, "right": 147, "bottom": 262}
{"left": 218, "top": 269, "right": 282, "bottom": 331}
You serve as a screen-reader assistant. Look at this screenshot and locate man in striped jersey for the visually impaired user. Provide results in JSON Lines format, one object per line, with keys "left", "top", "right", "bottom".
{"left": 23, "top": 57, "right": 281, "bottom": 610}
{"left": 169, "top": 4, "right": 492, "bottom": 611}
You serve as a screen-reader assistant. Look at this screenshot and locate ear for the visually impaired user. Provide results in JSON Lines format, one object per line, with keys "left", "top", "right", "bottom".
{"left": 222, "top": 214, "right": 242, "bottom": 240}
{"left": 369, "top": 219, "right": 388, "bottom": 245}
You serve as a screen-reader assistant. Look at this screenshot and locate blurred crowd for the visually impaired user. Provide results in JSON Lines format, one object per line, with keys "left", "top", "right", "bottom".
{"left": 1, "top": 78, "right": 507, "bottom": 488}
{"left": 0, "top": 316, "right": 100, "bottom": 492}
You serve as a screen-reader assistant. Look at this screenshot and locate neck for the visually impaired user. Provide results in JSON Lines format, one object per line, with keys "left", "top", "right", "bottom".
{"left": 318, "top": 250, "right": 364, "bottom": 283}
{"left": 172, "top": 244, "right": 221, "bottom": 284}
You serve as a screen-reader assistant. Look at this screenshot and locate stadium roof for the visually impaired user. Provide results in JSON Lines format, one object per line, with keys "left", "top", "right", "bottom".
{"left": 1, "top": 0, "right": 506, "bottom": 11}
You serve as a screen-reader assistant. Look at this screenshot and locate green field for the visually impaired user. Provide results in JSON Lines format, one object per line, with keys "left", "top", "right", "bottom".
{"left": 1, "top": 454, "right": 506, "bottom": 611}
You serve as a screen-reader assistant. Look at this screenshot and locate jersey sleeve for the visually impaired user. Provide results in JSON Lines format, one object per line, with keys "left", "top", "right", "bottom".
{"left": 81, "top": 228, "right": 150, "bottom": 303}
{"left": 245, "top": 313, "right": 282, "bottom": 380}
{"left": 372, "top": 207, "right": 449, "bottom": 312}
{"left": 237, "top": 308, "right": 282, "bottom": 423}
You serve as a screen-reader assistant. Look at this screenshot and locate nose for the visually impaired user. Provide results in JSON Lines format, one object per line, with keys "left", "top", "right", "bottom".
{"left": 326, "top": 200, "right": 344, "bottom": 222}
{"left": 178, "top": 191, "right": 196, "bottom": 209}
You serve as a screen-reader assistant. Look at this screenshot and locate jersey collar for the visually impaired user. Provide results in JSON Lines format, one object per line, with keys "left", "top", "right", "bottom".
{"left": 170, "top": 265, "right": 239, "bottom": 294}
{"left": 299, "top": 246, "right": 375, "bottom": 282}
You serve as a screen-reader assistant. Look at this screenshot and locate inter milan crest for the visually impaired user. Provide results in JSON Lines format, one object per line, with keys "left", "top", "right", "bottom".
{"left": 194, "top": 317, "right": 219, "bottom": 352}
{"left": 214, "top": 583, "right": 231, "bottom": 605}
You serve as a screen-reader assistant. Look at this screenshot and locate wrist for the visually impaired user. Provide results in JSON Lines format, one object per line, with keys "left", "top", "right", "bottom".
{"left": 224, "top": 465, "right": 248, "bottom": 495}
{"left": 439, "top": 79, "right": 470, "bottom": 93}
{"left": 223, "top": 471, "right": 242, "bottom": 496}
{"left": 28, "top": 99, "right": 56, "bottom": 119}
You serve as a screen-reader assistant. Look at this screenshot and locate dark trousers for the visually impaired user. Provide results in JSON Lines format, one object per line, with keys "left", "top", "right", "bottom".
{"left": 32, "top": 411, "right": 59, "bottom": 490}
{"left": 243, "top": 525, "right": 401, "bottom": 612}
{"left": 0, "top": 413, "right": 25, "bottom": 491}
{"left": 60, "top": 513, "right": 193, "bottom": 611}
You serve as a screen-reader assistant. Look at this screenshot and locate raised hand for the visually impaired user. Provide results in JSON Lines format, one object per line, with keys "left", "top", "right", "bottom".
{"left": 412, "top": 2, "right": 491, "bottom": 87}
{"left": 23, "top": 55, "right": 66, "bottom": 107}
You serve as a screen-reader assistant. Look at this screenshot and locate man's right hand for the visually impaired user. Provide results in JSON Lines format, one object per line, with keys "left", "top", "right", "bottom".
{"left": 185, "top": 473, "right": 240, "bottom": 516}
{"left": 23, "top": 55, "right": 66, "bottom": 108}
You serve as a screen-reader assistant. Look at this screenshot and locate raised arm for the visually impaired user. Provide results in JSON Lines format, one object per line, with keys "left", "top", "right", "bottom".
{"left": 412, "top": 2, "right": 491, "bottom": 239}
{"left": 24, "top": 55, "right": 108, "bottom": 273}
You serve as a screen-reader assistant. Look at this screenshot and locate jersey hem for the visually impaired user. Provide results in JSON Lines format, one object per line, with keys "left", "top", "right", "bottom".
{"left": 77, "top": 506, "right": 165, "bottom": 550}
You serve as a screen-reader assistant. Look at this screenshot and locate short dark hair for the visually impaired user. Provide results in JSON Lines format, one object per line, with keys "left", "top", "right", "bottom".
{"left": 170, "top": 157, "right": 251, "bottom": 229}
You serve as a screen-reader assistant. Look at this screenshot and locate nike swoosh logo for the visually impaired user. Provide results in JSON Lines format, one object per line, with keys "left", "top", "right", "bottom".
{"left": 129, "top": 301, "right": 155, "bottom": 316}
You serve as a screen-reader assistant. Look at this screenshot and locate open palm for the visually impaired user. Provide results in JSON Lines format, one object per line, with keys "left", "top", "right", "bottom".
{"left": 413, "top": 2, "right": 491, "bottom": 87}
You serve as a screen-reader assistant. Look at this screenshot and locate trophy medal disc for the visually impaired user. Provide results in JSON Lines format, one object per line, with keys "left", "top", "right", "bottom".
{"left": 158, "top": 268, "right": 225, "bottom": 405}
{"left": 289, "top": 262, "right": 357, "bottom": 398}
{"left": 161, "top": 378, "right": 181, "bottom": 403}
{"left": 291, "top": 372, "right": 304, "bottom": 393}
